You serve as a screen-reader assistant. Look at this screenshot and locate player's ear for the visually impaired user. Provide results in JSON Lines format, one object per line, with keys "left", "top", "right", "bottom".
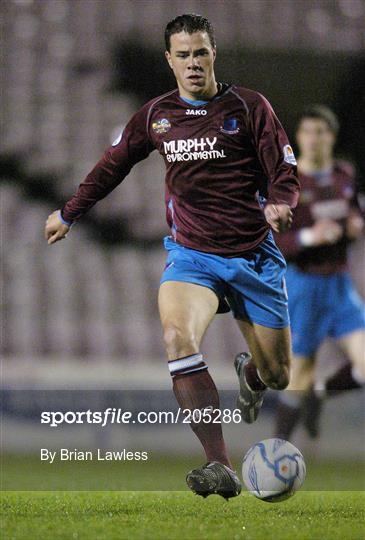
{"left": 165, "top": 51, "right": 173, "bottom": 70}
{"left": 212, "top": 48, "right": 217, "bottom": 62}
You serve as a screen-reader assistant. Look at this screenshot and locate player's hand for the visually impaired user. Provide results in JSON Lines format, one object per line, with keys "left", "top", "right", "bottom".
{"left": 264, "top": 204, "right": 293, "bottom": 233}
{"left": 310, "top": 219, "right": 343, "bottom": 246}
{"left": 45, "top": 210, "right": 70, "bottom": 245}
{"left": 346, "top": 213, "right": 364, "bottom": 240}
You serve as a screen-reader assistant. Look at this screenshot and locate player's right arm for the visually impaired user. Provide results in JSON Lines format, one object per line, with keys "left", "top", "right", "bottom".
{"left": 44, "top": 103, "right": 154, "bottom": 244}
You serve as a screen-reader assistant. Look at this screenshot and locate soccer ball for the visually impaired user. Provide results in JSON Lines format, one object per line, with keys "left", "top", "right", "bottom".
{"left": 242, "top": 438, "right": 306, "bottom": 502}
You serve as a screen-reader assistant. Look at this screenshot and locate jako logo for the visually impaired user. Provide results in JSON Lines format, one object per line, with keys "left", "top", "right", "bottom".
{"left": 186, "top": 109, "right": 207, "bottom": 116}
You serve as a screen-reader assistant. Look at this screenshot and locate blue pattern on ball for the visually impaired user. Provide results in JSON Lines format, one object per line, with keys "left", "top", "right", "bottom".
{"left": 254, "top": 442, "right": 301, "bottom": 485}
{"left": 248, "top": 460, "right": 260, "bottom": 494}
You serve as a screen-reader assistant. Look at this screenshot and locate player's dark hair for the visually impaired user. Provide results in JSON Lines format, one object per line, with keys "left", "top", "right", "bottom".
{"left": 165, "top": 14, "right": 216, "bottom": 51}
{"left": 297, "top": 105, "right": 339, "bottom": 134}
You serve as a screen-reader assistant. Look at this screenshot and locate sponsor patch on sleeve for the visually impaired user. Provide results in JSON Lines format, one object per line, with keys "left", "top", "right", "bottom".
{"left": 283, "top": 144, "right": 297, "bottom": 165}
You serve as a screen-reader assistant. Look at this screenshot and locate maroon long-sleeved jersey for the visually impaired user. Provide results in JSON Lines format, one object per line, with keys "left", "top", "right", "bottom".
{"left": 275, "top": 160, "right": 362, "bottom": 274}
{"left": 62, "top": 84, "right": 299, "bottom": 256}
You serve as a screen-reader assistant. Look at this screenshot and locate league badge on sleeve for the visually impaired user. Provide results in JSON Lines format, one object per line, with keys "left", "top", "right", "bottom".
{"left": 283, "top": 144, "right": 297, "bottom": 165}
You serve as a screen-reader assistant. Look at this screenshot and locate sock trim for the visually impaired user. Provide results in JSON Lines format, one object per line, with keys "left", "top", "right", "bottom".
{"left": 168, "top": 353, "right": 207, "bottom": 377}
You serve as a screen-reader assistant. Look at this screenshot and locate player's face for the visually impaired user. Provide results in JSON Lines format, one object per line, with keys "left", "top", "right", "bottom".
{"left": 296, "top": 118, "right": 335, "bottom": 162}
{"left": 165, "top": 31, "right": 217, "bottom": 99}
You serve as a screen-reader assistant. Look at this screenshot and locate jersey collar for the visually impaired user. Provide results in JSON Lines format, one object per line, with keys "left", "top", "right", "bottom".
{"left": 178, "top": 82, "right": 231, "bottom": 107}
{"left": 180, "top": 96, "right": 209, "bottom": 106}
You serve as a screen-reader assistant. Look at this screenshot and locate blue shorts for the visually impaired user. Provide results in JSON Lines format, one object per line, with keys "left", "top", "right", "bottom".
{"left": 160, "top": 233, "right": 289, "bottom": 329}
{"left": 286, "top": 265, "right": 365, "bottom": 356}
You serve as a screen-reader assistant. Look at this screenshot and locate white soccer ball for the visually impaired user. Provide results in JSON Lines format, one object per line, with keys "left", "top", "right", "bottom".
{"left": 242, "top": 438, "right": 306, "bottom": 502}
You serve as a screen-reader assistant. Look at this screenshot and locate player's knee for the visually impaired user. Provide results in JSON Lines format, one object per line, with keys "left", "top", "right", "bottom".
{"left": 162, "top": 324, "right": 198, "bottom": 358}
{"left": 260, "top": 364, "right": 290, "bottom": 391}
{"left": 275, "top": 367, "right": 290, "bottom": 390}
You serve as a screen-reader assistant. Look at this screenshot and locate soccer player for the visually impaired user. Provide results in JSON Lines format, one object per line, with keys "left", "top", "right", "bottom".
{"left": 274, "top": 105, "right": 365, "bottom": 441}
{"left": 45, "top": 14, "right": 299, "bottom": 499}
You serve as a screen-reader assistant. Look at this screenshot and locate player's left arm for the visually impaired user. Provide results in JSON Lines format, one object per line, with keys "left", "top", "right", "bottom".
{"left": 263, "top": 203, "right": 293, "bottom": 233}
{"left": 250, "top": 94, "right": 300, "bottom": 233}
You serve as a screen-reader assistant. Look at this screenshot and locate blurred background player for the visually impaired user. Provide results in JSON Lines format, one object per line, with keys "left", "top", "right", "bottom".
{"left": 44, "top": 14, "right": 299, "bottom": 498}
{"left": 274, "top": 105, "right": 365, "bottom": 440}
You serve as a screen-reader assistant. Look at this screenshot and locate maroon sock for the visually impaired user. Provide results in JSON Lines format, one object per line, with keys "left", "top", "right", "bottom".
{"left": 244, "top": 361, "right": 267, "bottom": 392}
{"left": 169, "top": 354, "right": 232, "bottom": 469}
{"left": 325, "top": 363, "right": 362, "bottom": 397}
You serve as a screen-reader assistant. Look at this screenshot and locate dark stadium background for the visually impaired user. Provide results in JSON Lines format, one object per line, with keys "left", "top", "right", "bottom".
{"left": 1, "top": 0, "right": 364, "bottom": 491}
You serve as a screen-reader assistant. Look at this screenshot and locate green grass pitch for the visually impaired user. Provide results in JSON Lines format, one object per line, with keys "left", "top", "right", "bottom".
{"left": 1, "top": 457, "right": 364, "bottom": 539}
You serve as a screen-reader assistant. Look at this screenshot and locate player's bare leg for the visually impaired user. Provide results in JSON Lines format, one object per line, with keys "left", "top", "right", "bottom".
{"left": 234, "top": 320, "right": 291, "bottom": 423}
{"left": 159, "top": 281, "right": 241, "bottom": 499}
{"left": 236, "top": 320, "right": 292, "bottom": 390}
{"left": 278, "top": 330, "right": 365, "bottom": 440}
{"left": 159, "top": 281, "right": 217, "bottom": 360}
{"left": 301, "top": 329, "right": 365, "bottom": 438}
{"left": 336, "top": 329, "right": 365, "bottom": 386}
{"left": 275, "top": 354, "right": 316, "bottom": 439}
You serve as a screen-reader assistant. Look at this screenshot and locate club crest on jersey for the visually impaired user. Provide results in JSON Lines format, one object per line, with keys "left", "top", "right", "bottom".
{"left": 186, "top": 109, "right": 207, "bottom": 116}
{"left": 220, "top": 117, "right": 239, "bottom": 134}
{"left": 152, "top": 118, "right": 171, "bottom": 134}
{"left": 283, "top": 144, "right": 297, "bottom": 165}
